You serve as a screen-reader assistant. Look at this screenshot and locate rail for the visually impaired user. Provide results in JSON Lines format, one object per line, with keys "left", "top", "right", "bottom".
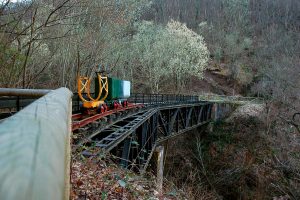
{"left": 0, "top": 88, "right": 72, "bottom": 200}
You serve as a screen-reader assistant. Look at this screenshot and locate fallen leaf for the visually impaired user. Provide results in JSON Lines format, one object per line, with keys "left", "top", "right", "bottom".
{"left": 118, "top": 179, "right": 126, "bottom": 188}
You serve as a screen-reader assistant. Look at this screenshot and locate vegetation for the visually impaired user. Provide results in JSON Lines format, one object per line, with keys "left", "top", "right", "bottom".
{"left": 0, "top": 0, "right": 150, "bottom": 88}
{"left": 1, "top": 0, "right": 298, "bottom": 101}
{"left": 71, "top": 153, "right": 188, "bottom": 199}
{"left": 164, "top": 116, "right": 300, "bottom": 199}
{"left": 1, "top": 0, "right": 299, "bottom": 199}
{"left": 112, "top": 20, "right": 209, "bottom": 93}
{"left": 0, "top": 0, "right": 209, "bottom": 94}
{"left": 150, "top": 0, "right": 299, "bottom": 102}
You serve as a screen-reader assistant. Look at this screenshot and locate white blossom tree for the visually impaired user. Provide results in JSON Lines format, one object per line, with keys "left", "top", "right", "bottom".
{"left": 113, "top": 20, "right": 209, "bottom": 93}
{"left": 166, "top": 20, "right": 209, "bottom": 91}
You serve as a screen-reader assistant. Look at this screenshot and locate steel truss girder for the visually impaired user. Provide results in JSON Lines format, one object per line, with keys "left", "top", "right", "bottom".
{"left": 82, "top": 102, "right": 213, "bottom": 172}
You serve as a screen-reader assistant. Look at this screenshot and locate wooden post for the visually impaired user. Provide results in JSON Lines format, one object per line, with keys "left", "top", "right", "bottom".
{"left": 155, "top": 146, "right": 164, "bottom": 195}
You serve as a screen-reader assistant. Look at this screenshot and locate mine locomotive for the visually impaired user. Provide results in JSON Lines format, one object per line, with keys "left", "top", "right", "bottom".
{"left": 77, "top": 71, "right": 131, "bottom": 114}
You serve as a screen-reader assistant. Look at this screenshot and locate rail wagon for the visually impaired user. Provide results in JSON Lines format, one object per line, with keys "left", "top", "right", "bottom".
{"left": 77, "top": 72, "right": 131, "bottom": 114}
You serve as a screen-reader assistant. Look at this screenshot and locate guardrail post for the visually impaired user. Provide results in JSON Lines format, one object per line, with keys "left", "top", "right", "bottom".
{"left": 16, "top": 96, "right": 20, "bottom": 111}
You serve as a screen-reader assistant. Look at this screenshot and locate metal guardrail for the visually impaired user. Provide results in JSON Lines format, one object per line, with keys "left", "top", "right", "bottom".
{"left": 0, "top": 88, "right": 52, "bottom": 119}
{"left": 0, "top": 96, "right": 37, "bottom": 110}
{"left": 71, "top": 93, "right": 200, "bottom": 112}
{"left": 0, "top": 88, "right": 51, "bottom": 97}
{"left": 128, "top": 93, "right": 199, "bottom": 105}
{"left": 198, "top": 94, "right": 264, "bottom": 103}
{"left": 0, "top": 92, "right": 80, "bottom": 115}
{"left": 0, "top": 88, "right": 72, "bottom": 200}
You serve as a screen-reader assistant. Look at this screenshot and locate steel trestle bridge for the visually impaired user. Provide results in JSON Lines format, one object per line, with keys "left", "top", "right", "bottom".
{"left": 81, "top": 101, "right": 212, "bottom": 172}
{"left": 0, "top": 88, "right": 248, "bottom": 200}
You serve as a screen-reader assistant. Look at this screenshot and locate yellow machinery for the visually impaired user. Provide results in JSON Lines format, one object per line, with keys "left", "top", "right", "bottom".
{"left": 77, "top": 72, "right": 108, "bottom": 109}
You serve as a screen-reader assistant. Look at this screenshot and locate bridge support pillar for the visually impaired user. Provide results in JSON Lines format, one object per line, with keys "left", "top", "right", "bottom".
{"left": 155, "top": 145, "right": 164, "bottom": 195}
{"left": 213, "top": 103, "right": 220, "bottom": 120}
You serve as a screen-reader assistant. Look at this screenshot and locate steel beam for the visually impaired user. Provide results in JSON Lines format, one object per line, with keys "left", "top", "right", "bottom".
{"left": 120, "top": 138, "right": 132, "bottom": 168}
{"left": 0, "top": 88, "right": 51, "bottom": 97}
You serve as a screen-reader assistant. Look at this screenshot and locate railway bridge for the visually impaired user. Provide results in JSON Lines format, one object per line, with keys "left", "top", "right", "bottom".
{"left": 0, "top": 87, "right": 261, "bottom": 200}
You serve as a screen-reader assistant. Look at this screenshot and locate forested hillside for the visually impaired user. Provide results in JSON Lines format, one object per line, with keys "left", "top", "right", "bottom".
{"left": 1, "top": 0, "right": 299, "bottom": 102}
{"left": 1, "top": 0, "right": 299, "bottom": 199}
{"left": 1, "top": 0, "right": 299, "bottom": 129}
{"left": 148, "top": 0, "right": 299, "bottom": 104}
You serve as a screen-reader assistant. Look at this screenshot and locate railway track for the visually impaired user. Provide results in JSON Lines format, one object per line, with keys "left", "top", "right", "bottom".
{"left": 72, "top": 104, "right": 146, "bottom": 147}
{"left": 72, "top": 103, "right": 144, "bottom": 131}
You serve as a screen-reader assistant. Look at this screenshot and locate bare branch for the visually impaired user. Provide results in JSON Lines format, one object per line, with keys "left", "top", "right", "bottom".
{"left": 21, "top": 7, "right": 37, "bottom": 88}
{"left": 44, "top": 0, "right": 71, "bottom": 27}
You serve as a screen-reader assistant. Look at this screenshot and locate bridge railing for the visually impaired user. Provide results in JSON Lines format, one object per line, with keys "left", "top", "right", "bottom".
{"left": 0, "top": 88, "right": 52, "bottom": 119}
{"left": 0, "top": 96, "right": 37, "bottom": 110}
{"left": 0, "top": 92, "right": 84, "bottom": 115}
{"left": 199, "top": 94, "right": 264, "bottom": 103}
{"left": 0, "top": 88, "right": 72, "bottom": 200}
{"left": 71, "top": 93, "right": 201, "bottom": 111}
{"left": 0, "top": 90, "right": 264, "bottom": 117}
{"left": 129, "top": 93, "right": 199, "bottom": 105}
